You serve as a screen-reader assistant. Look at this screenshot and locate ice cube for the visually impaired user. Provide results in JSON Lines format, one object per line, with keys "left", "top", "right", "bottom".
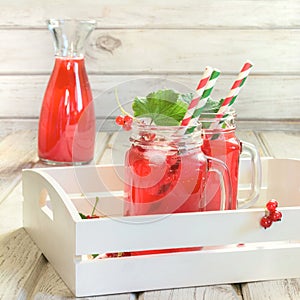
{"left": 146, "top": 151, "right": 165, "bottom": 165}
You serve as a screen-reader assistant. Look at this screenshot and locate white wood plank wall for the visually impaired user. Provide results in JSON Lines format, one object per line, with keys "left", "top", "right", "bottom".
{"left": 0, "top": 0, "right": 299, "bottom": 130}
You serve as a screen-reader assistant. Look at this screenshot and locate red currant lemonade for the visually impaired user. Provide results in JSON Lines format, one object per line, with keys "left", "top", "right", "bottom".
{"left": 200, "top": 110, "right": 241, "bottom": 210}
{"left": 124, "top": 124, "right": 207, "bottom": 254}
{"left": 38, "top": 57, "right": 95, "bottom": 164}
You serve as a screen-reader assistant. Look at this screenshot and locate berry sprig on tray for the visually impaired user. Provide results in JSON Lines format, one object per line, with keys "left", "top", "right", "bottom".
{"left": 79, "top": 197, "right": 101, "bottom": 219}
{"left": 79, "top": 197, "right": 130, "bottom": 259}
{"left": 260, "top": 199, "right": 282, "bottom": 229}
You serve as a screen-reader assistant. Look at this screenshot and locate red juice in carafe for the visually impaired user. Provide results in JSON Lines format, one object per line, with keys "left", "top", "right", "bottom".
{"left": 38, "top": 57, "right": 95, "bottom": 164}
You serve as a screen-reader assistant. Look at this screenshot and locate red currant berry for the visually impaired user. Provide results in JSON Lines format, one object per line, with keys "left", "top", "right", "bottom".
{"left": 86, "top": 215, "right": 100, "bottom": 219}
{"left": 122, "top": 123, "right": 132, "bottom": 131}
{"left": 260, "top": 216, "right": 273, "bottom": 229}
{"left": 141, "top": 132, "right": 156, "bottom": 142}
{"left": 133, "top": 159, "right": 151, "bottom": 177}
{"left": 106, "top": 253, "right": 118, "bottom": 258}
{"left": 123, "top": 115, "right": 133, "bottom": 125}
{"left": 115, "top": 115, "right": 125, "bottom": 126}
{"left": 269, "top": 210, "right": 282, "bottom": 222}
{"left": 266, "top": 199, "right": 278, "bottom": 212}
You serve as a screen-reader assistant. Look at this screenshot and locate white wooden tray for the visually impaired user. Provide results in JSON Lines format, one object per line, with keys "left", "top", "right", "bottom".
{"left": 22, "top": 158, "right": 300, "bottom": 297}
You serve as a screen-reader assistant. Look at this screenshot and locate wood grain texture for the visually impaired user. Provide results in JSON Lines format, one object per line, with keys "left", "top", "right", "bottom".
{"left": 0, "top": 0, "right": 299, "bottom": 29}
{"left": 258, "top": 131, "right": 300, "bottom": 158}
{"left": 0, "top": 183, "right": 23, "bottom": 236}
{"left": 237, "top": 130, "right": 268, "bottom": 157}
{"left": 30, "top": 257, "right": 136, "bottom": 299}
{"left": 0, "top": 228, "right": 44, "bottom": 299}
{"left": 0, "top": 29, "right": 299, "bottom": 74}
{"left": 0, "top": 130, "right": 38, "bottom": 204}
{"left": 242, "top": 279, "right": 300, "bottom": 300}
{"left": 140, "top": 285, "right": 242, "bottom": 300}
{"left": 1, "top": 75, "right": 300, "bottom": 120}
{"left": 98, "top": 131, "right": 130, "bottom": 165}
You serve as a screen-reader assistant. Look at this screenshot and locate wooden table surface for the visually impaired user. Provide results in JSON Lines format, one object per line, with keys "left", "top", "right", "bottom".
{"left": 1, "top": 125, "right": 300, "bottom": 300}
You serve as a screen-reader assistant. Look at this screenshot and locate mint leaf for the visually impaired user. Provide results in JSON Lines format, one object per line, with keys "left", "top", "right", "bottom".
{"left": 178, "top": 92, "right": 193, "bottom": 105}
{"left": 79, "top": 212, "right": 87, "bottom": 219}
{"left": 201, "top": 98, "right": 223, "bottom": 113}
{"left": 199, "top": 98, "right": 225, "bottom": 129}
{"left": 132, "top": 89, "right": 188, "bottom": 126}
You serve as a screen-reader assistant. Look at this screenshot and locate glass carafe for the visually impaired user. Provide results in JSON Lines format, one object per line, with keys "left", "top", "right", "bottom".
{"left": 38, "top": 19, "right": 96, "bottom": 165}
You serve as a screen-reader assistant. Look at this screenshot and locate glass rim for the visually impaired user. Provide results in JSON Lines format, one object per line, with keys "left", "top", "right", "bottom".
{"left": 47, "top": 18, "right": 97, "bottom": 26}
{"left": 199, "top": 107, "right": 236, "bottom": 117}
{"left": 132, "top": 121, "right": 202, "bottom": 132}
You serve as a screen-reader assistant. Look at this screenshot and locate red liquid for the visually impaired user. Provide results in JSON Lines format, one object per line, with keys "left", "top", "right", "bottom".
{"left": 201, "top": 131, "right": 241, "bottom": 210}
{"left": 38, "top": 57, "right": 95, "bottom": 164}
{"left": 124, "top": 144, "right": 207, "bottom": 255}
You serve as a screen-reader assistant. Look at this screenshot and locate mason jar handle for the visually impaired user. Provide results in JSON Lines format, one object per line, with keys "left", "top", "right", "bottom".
{"left": 238, "top": 141, "right": 262, "bottom": 209}
{"left": 205, "top": 156, "right": 233, "bottom": 211}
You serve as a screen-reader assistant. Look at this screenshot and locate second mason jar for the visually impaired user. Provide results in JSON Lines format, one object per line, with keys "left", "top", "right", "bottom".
{"left": 199, "top": 109, "right": 261, "bottom": 211}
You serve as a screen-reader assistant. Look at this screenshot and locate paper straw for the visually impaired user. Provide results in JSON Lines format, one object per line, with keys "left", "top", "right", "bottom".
{"left": 180, "top": 66, "right": 213, "bottom": 126}
{"left": 190, "top": 68, "right": 221, "bottom": 124}
{"left": 183, "top": 68, "right": 221, "bottom": 134}
{"left": 216, "top": 60, "right": 253, "bottom": 116}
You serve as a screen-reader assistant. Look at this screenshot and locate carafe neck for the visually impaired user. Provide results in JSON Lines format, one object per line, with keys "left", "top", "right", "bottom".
{"left": 47, "top": 19, "right": 96, "bottom": 58}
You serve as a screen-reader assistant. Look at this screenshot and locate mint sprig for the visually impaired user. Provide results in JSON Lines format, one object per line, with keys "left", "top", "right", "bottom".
{"left": 201, "top": 98, "right": 224, "bottom": 114}
{"left": 132, "top": 89, "right": 190, "bottom": 126}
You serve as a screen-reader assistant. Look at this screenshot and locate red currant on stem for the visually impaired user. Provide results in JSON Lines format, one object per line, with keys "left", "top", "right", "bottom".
{"left": 115, "top": 115, "right": 125, "bottom": 126}
{"left": 266, "top": 199, "right": 278, "bottom": 212}
{"left": 124, "top": 115, "right": 133, "bottom": 125}
{"left": 260, "top": 199, "right": 282, "bottom": 229}
{"left": 269, "top": 210, "right": 282, "bottom": 222}
{"left": 260, "top": 215, "right": 273, "bottom": 229}
{"left": 79, "top": 197, "right": 100, "bottom": 219}
{"left": 115, "top": 114, "right": 133, "bottom": 131}
{"left": 122, "top": 115, "right": 133, "bottom": 131}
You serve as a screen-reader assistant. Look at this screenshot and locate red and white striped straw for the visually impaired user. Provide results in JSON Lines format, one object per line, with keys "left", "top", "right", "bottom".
{"left": 188, "top": 68, "right": 221, "bottom": 127}
{"left": 180, "top": 66, "right": 213, "bottom": 126}
{"left": 216, "top": 60, "right": 253, "bottom": 116}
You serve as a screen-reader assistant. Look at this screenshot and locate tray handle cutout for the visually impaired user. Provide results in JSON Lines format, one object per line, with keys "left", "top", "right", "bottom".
{"left": 39, "top": 188, "right": 54, "bottom": 221}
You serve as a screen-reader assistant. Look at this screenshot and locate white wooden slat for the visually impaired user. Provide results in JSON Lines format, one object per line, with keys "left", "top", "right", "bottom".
{"left": 236, "top": 131, "right": 267, "bottom": 157}
{"left": 0, "top": 0, "right": 299, "bottom": 29}
{"left": 0, "top": 176, "right": 46, "bottom": 299}
{"left": 0, "top": 119, "right": 38, "bottom": 138}
{"left": 259, "top": 131, "right": 300, "bottom": 159}
{"left": 94, "top": 131, "right": 112, "bottom": 163}
{"left": 0, "top": 228, "right": 44, "bottom": 299}
{"left": 0, "top": 130, "right": 38, "bottom": 204}
{"left": 1, "top": 75, "right": 300, "bottom": 120}
{"left": 242, "top": 279, "right": 300, "bottom": 300}
{"left": 31, "top": 259, "right": 136, "bottom": 299}
{"left": 0, "top": 183, "right": 23, "bottom": 236}
{"left": 140, "top": 285, "right": 242, "bottom": 300}
{"left": 98, "top": 131, "right": 130, "bottom": 165}
{"left": 0, "top": 29, "right": 299, "bottom": 74}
